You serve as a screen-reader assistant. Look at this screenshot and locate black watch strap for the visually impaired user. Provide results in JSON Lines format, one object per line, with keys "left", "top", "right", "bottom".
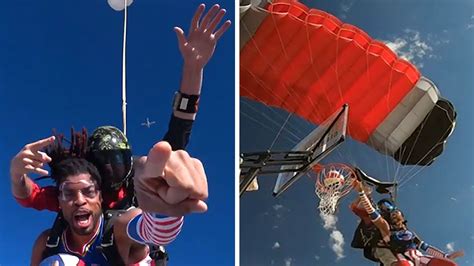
{"left": 173, "top": 92, "right": 200, "bottom": 113}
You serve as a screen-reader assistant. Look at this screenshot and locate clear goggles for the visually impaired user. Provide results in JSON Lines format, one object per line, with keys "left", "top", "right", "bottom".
{"left": 58, "top": 180, "right": 100, "bottom": 202}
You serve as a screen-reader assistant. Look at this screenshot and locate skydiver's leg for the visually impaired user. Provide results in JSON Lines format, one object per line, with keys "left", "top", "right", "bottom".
{"left": 374, "top": 248, "right": 411, "bottom": 266}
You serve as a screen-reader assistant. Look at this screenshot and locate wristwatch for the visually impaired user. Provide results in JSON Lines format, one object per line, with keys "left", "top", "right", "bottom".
{"left": 172, "top": 92, "right": 200, "bottom": 113}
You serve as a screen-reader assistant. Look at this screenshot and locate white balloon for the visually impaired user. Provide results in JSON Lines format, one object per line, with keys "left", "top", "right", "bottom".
{"left": 107, "top": 0, "right": 134, "bottom": 11}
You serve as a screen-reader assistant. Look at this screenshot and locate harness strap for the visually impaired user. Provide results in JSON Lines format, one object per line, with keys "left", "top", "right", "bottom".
{"left": 42, "top": 212, "right": 66, "bottom": 260}
{"left": 150, "top": 245, "right": 169, "bottom": 266}
{"left": 97, "top": 209, "right": 127, "bottom": 266}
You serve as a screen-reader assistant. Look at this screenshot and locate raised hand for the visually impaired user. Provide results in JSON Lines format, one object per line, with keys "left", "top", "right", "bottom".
{"left": 10, "top": 136, "right": 55, "bottom": 179}
{"left": 133, "top": 141, "right": 208, "bottom": 217}
{"left": 174, "top": 4, "right": 231, "bottom": 69}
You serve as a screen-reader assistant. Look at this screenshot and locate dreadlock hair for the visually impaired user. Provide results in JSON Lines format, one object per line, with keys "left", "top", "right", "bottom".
{"left": 45, "top": 127, "right": 89, "bottom": 173}
{"left": 51, "top": 158, "right": 102, "bottom": 188}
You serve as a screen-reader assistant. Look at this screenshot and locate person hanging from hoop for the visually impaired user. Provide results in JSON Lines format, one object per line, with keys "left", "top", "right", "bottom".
{"left": 353, "top": 179, "right": 464, "bottom": 266}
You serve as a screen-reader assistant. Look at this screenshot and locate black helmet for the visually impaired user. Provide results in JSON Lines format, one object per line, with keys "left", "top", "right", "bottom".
{"left": 87, "top": 126, "right": 132, "bottom": 190}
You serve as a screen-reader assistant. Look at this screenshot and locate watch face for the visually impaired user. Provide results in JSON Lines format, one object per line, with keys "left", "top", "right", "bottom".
{"left": 178, "top": 97, "right": 190, "bottom": 111}
{"left": 173, "top": 92, "right": 199, "bottom": 113}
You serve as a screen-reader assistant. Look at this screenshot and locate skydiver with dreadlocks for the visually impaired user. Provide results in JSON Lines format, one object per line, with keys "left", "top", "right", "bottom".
{"left": 28, "top": 145, "right": 207, "bottom": 265}
{"left": 11, "top": 2, "right": 230, "bottom": 211}
{"left": 9, "top": 4, "right": 230, "bottom": 265}
{"left": 352, "top": 179, "right": 464, "bottom": 266}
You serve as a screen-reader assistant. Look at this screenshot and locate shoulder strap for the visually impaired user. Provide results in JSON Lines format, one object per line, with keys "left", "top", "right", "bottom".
{"left": 149, "top": 245, "right": 169, "bottom": 266}
{"left": 97, "top": 209, "right": 127, "bottom": 266}
{"left": 42, "top": 212, "right": 67, "bottom": 260}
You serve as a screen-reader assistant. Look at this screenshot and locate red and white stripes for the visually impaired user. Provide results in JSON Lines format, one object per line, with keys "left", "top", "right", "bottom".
{"left": 424, "top": 246, "right": 446, "bottom": 258}
{"left": 132, "top": 212, "right": 184, "bottom": 246}
{"left": 358, "top": 192, "right": 377, "bottom": 220}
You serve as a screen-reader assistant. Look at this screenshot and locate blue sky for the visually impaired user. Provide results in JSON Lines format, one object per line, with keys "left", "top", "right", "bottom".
{"left": 0, "top": 0, "right": 234, "bottom": 265}
{"left": 240, "top": 0, "right": 474, "bottom": 265}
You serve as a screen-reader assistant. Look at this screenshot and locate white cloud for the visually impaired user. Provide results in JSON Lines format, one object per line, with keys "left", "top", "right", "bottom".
{"left": 284, "top": 257, "right": 293, "bottom": 266}
{"left": 273, "top": 204, "right": 284, "bottom": 211}
{"left": 340, "top": 1, "right": 354, "bottom": 13}
{"left": 330, "top": 230, "right": 346, "bottom": 260}
{"left": 314, "top": 255, "right": 321, "bottom": 261}
{"left": 338, "top": 0, "right": 355, "bottom": 19}
{"left": 321, "top": 213, "right": 338, "bottom": 230}
{"left": 446, "top": 242, "right": 455, "bottom": 252}
{"left": 450, "top": 197, "right": 457, "bottom": 201}
{"left": 382, "top": 29, "right": 446, "bottom": 69}
{"left": 272, "top": 242, "right": 281, "bottom": 249}
{"left": 320, "top": 213, "right": 346, "bottom": 260}
{"left": 468, "top": 15, "right": 474, "bottom": 29}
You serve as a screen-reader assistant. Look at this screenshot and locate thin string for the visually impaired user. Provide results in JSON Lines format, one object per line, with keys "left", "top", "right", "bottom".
{"left": 121, "top": 0, "right": 128, "bottom": 136}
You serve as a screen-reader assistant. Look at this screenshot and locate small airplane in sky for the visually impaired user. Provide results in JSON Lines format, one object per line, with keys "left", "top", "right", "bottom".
{"left": 141, "top": 117, "right": 156, "bottom": 128}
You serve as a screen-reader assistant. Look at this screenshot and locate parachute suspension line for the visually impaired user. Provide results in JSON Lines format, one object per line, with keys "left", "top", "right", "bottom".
{"left": 304, "top": 18, "right": 332, "bottom": 128}
{"left": 241, "top": 16, "right": 309, "bottom": 146}
{"left": 240, "top": 16, "right": 298, "bottom": 110}
{"left": 334, "top": 28, "right": 344, "bottom": 104}
{"left": 269, "top": 112, "right": 293, "bottom": 150}
{"left": 240, "top": 100, "right": 303, "bottom": 144}
{"left": 121, "top": 0, "right": 129, "bottom": 136}
{"left": 268, "top": 9, "right": 311, "bottom": 110}
{"left": 398, "top": 105, "right": 455, "bottom": 188}
{"left": 302, "top": 16, "right": 349, "bottom": 162}
{"left": 397, "top": 108, "right": 432, "bottom": 186}
{"left": 386, "top": 65, "right": 400, "bottom": 185}
{"left": 242, "top": 7, "right": 321, "bottom": 147}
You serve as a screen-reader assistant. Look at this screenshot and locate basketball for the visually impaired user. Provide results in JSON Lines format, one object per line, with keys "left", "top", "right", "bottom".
{"left": 323, "top": 170, "right": 344, "bottom": 188}
{"left": 39, "top": 254, "right": 85, "bottom": 266}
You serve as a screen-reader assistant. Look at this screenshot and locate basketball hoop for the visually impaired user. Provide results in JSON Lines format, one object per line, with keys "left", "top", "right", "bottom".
{"left": 312, "top": 163, "right": 356, "bottom": 215}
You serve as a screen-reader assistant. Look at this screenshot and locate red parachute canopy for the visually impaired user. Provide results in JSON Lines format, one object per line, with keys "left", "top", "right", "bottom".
{"left": 240, "top": 0, "right": 456, "bottom": 166}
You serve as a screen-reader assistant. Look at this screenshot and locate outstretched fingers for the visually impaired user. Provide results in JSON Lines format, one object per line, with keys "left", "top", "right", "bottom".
{"left": 25, "top": 136, "right": 55, "bottom": 153}
{"left": 12, "top": 137, "right": 55, "bottom": 176}
{"left": 190, "top": 4, "right": 205, "bottom": 32}
{"left": 199, "top": 4, "right": 220, "bottom": 32}
{"left": 174, "top": 27, "right": 187, "bottom": 50}
{"left": 207, "top": 8, "right": 226, "bottom": 34}
{"left": 214, "top": 20, "right": 231, "bottom": 41}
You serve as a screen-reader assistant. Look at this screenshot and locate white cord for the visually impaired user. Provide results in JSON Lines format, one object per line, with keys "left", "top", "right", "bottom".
{"left": 121, "top": 0, "right": 128, "bottom": 136}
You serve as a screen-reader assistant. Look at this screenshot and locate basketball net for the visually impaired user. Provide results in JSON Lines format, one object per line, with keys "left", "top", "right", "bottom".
{"left": 313, "top": 164, "right": 356, "bottom": 216}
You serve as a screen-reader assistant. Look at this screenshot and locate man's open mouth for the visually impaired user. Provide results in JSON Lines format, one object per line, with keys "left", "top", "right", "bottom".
{"left": 73, "top": 210, "right": 93, "bottom": 228}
